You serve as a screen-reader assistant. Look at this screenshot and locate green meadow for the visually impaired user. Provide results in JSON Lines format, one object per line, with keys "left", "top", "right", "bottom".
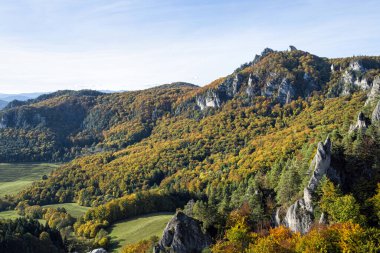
{"left": 0, "top": 163, "right": 59, "bottom": 196}
{"left": 0, "top": 163, "right": 172, "bottom": 252}
{"left": 43, "top": 203, "right": 90, "bottom": 218}
{"left": 108, "top": 212, "right": 173, "bottom": 252}
{"left": 0, "top": 203, "right": 89, "bottom": 221}
{"left": 0, "top": 163, "right": 90, "bottom": 221}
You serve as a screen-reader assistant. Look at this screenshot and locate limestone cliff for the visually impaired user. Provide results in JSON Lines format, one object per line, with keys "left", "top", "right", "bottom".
{"left": 283, "top": 137, "right": 331, "bottom": 234}
{"left": 365, "top": 76, "right": 380, "bottom": 106}
{"left": 372, "top": 100, "right": 380, "bottom": 123}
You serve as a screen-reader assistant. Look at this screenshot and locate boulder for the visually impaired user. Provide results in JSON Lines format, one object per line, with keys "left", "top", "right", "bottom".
{"left": 283, "top": 137, "right": 331, "bottom": 234}
{"left": 155, "top": 211, "right": 211, "bottom": 253}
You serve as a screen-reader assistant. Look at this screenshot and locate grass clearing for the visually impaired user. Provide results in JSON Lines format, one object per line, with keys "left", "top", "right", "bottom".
{"left": 43, "top": 203, "right": 90, "bottom": 218}
{"left": 108, "top": 212, "right": 173, "bottom": 252}
{"left": 0, "top": 210, "right": 21, "bottom": 219}
{"left": 0, "top": 203, "right": 89, "bottom": 221}
{"left": 0, "top": 163, "right": 59, "bottom": 196}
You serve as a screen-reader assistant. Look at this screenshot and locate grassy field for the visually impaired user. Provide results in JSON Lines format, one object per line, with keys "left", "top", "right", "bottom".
{"left": 108, "top": 212, "right": 173, "bottom": 252}
{"left": 43, "top": 203, "right": 90, "bottom": 218}
{"left": 0, "top": 163, "right": 59, "bottom": 196}
{"left": 0, "top": 210, "right": 22, "bottom": 219}
{"left": 0, "top": 203, "right": 89, "bottom": 221}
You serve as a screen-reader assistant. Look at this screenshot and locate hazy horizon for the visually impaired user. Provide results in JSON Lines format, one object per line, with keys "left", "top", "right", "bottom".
{"left": 1, "top": 0, "right": 379, "bottom": 93}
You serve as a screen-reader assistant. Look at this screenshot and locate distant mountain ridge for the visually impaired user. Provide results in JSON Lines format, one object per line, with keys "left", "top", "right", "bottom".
{"left": 0, "top": 92, "right": 47, "bottom": 102}
{"left": 0, "top": 100, "right": 7, "bottom": 109}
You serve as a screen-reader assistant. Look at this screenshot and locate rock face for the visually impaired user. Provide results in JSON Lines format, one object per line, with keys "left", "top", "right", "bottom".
{"left": 196, "top": 90, "right": 221, "bottom": 110}
{"left": 332, "top": 61, "right": 370, "bottom": 96}
{"left": 195, "top": 74, "right": 244, "bottom": 110}
{"left": 155, "top": 211, "right": 211, "bottom": 253}
{"left": 331, "top": 64, "right": 335, "bottom": 73}
{"left": 283, "top": 137, "right": 332, "bottom": 234}
{"left": 349, "top": 60, "right": 365, "bottom": 72}
{"left": 349, "top": 112, "right": 367, "bottom": 132}
{"left": 366, "top": 76, "right": 380, "bottom": 106}
{"left": 193, "top": 47, "right": 329, "bottom": 110}
{"left": 372, "top": 100, "right": 380, "bottom": 123}
{"left": 261, "top": 75, "right": 296, "bottom": 104}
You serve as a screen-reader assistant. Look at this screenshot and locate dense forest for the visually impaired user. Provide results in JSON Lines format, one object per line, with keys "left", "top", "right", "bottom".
{"left": 1, "top": 47, "right": 380, "bottom": 252}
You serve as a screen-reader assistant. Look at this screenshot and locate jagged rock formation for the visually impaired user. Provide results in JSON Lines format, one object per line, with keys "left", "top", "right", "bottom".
{"left": 283, "top": 137, "right": 332, "bottom": 234}
{"left": 349, "top": 60, "right": 366, "bottom": 72}
{"left": 366, "top": 76, "right": 380, "bottom": 106}
{"left": 372, "top": 100, "right": 380, "bottom": 123}
{"left": 88, "top": 248, "right": 107, "bottom": 253}
{"left": 349, "top": 112, "right": 367, "bottom": 132}
{"left": 334, "top": 60, "right": 370, "bottom": 96}
{"left": 155, "top": 211, "right": 211, "bottom": 253}
{"left": 289, "top": 45, "right": 297, "bottom": 51}
{"left": 196, "top": 90, "right": 221, "bottom": 110}
{"left": 319, "top": 212, "right": 327, "bottom": 224}
{"left": 262, "top": 76, "right": 295, "bottom": 104}
{"left": 193, "top": 47, "right": 332, "bottom": 111}
{"left": 1, "top": 47, "right": 380, "bottom": 163}
{"left": 252, "top": 47, "right": 274, "bottom": 65}
{"left": 331, "top": 64, "right": 335, "bottom": 73}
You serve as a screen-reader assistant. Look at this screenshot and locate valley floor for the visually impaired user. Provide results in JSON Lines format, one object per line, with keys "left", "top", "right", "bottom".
{"left": 108, "top": 212, "right": 173, "bottom": 252}
{"left": 0, "top": 163, "right": 59, "bottom": 196}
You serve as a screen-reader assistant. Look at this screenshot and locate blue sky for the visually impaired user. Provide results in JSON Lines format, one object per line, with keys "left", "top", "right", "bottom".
{"left": 0, "top": 0, "right": 379, "bottom": 93}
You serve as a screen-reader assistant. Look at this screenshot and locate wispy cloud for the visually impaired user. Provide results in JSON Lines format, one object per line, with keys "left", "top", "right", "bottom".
{"left": 0, "top": 0, "right": 379, "bottom": 93}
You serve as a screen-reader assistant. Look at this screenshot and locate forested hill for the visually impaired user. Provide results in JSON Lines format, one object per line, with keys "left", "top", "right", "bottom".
{"left": 2, "top": 46, "right": 380, "bottom": 251}
{"left": 1, "top": 47, "right": 379, "bottom": 163}
{"left": 0, "top": 83, "right": 198, "bottom": 161}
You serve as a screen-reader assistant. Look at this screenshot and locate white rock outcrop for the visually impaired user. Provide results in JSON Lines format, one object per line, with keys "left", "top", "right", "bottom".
{"left": 365, "top": 76, "right": 380, "bottom": 106}
{"left": 338, "top": 61, "right": 369, "bottom": 96}
{"left": 372, "top": 100, "right": 380, "bottom": 123}
{"left": 283, "top": 137, "right": 331, "bottom": 234}
{"left": 88, "top": 249, "right": 107, "bottom": 253}
{"left": 349, "top": 112, "right": 367, "bottom": 133}
{"left": 349, "top": 60, "right": 365, "bottom": 72}
{"left": 196, "top": 90, "right": 221, "bottom": 110}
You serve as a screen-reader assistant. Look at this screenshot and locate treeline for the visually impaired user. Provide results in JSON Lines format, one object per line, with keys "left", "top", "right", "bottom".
{"left": 206, "top": 181, "right": 380, "bottom": 252}
{"left": 19, "top": 92, "right": 365, "bottom": 206}
{"left": 0, "top": 218, "right": 65, "bottom": 253}
{"left": 72, "top": 189, "right": 194, "bottom": 248}
{"left": 0, "top": 84, "right": 197, "bottom": 162}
